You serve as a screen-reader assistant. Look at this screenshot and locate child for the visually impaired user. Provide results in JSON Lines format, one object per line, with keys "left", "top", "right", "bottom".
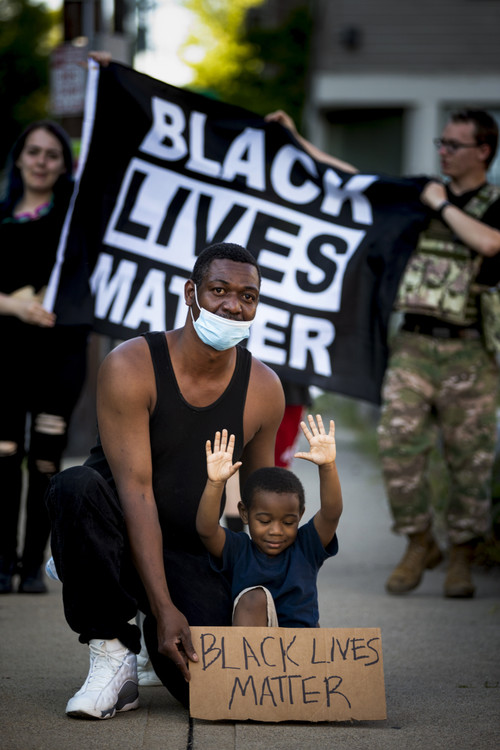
{"left": 196, "top": 414, "right": 342, "bottom": 627}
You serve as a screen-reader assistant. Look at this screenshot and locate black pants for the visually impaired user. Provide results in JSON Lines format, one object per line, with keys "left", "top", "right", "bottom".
{"left": 46, "top": 465, "right": 232, "bottom": 706}
{"left": 0, "top": 324, "right": 88, "bottom": 573}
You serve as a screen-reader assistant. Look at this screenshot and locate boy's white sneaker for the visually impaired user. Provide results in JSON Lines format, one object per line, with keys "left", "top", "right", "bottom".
{"left": 66, "top": 638, "right": 139, "bottom": 719}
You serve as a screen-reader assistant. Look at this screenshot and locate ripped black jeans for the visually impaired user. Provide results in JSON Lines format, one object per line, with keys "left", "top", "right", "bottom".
{"left": 0, "top": 323, "right": 88, "bottom": 574}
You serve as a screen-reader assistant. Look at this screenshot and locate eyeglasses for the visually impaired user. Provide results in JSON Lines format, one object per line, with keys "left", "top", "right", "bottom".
{"left": 434, "top": 138, "right": 478, "bottom": 154}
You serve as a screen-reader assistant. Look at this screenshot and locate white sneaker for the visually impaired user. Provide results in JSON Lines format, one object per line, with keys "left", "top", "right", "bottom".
{"left": 136, "top": 611, "right": 162, "bottom": 687}
{"left": 45, "top": 556, "right": 60, "bottom": 582}
{"left": 137, "top": 651, "right": 163, "bottom": 687}
{"left": 66, "top": 639, "right": 139, "bottom": 719}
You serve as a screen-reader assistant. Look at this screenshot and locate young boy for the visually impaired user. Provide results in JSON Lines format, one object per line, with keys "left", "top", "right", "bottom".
{"left": 196, "top": 414, "right": 342, "bottom": 627}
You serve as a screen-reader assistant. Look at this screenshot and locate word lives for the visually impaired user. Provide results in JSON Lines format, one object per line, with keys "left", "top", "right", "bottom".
{"left": 189, "top": 626, "right": 386, "bottom": 723}
{"left": 89, "top": 97, "right": 378, "bottom": 377}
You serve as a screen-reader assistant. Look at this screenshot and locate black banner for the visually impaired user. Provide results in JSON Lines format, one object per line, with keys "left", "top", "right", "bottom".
{"left": 46, "top": 62, "right": 428, "bottom": 403}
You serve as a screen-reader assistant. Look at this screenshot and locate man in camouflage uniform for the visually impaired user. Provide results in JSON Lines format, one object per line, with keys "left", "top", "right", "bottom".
{"left": 266, "top": 108, "right": 500, "bottom": 598}
{"left": 378, "top": 110, "right": 500, "bottom": 597}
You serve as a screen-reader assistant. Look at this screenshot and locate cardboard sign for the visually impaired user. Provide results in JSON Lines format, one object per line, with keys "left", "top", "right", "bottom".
{"left": 189, "top": 626, "right": 386, "bottom": 722}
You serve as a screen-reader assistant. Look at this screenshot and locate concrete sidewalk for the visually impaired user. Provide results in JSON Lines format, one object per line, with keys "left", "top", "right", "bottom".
{"left": 1, "top": 417, "right": 499, "bottom": 749}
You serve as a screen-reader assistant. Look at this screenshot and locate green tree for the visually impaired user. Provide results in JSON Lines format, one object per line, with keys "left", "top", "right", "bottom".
{"left": 181, "top": 0, "right": 312, "bottom": 126}
{"left": 180, "top": 0, "right": 265, "bottom": 93}
{"left": 242, "top": 5, "right": 312, "bottom": 125}
{"left": 0, "top": 0, "right": 60, "bottom": 172}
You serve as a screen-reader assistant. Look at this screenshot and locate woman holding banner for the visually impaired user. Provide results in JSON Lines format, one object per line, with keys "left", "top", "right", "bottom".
{"left": 0, "top": 120, "right": 89, "bottom": 594}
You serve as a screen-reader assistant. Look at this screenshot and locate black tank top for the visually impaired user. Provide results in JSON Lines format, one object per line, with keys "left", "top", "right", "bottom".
{"left": 86, "top": 331, "right": 252, "bottom": 554}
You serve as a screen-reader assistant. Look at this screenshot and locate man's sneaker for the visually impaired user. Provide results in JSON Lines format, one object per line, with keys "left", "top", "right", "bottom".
{"left": 66, "top": 639, "right": 139, "bottom": 719}
{"left": 137, "top": 649, "right": 162, "bottom": 687}
{"left": 136, "top": 611, "right": 162, "bottom": 687}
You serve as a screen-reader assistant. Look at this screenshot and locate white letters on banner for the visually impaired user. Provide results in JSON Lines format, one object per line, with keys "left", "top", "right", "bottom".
{"left": 90, "top": 254, "right": 336, "bottom": 374}
{"left": 89, "top": 101, "right": 378, "bottom": 373}
{"left": 47, "top": 62, "right": 427, "bottom": 401}
{"left": 100, "top": 160, "right": 367, "bottom": 310}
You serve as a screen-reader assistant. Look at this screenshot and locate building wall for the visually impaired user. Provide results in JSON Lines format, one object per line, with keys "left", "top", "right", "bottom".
{"left": 305, "top": 0, "right": 500, "bottom": 178}
{"left": 312, "top": 0, "right": 500, "bottom": 72}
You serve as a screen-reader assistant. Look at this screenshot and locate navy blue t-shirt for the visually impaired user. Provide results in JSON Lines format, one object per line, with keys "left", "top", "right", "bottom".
{"left": 215, "top": 518, "right": 338, "bottom": 627}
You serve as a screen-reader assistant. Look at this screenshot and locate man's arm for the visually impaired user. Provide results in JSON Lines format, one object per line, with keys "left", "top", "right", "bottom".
{"left": 238, "top": 359, "right": 285, "bottom": 486}
{"left": 97, "top": 337, "right": 197, "bottom": 680}
{"left": 294, "top": 415, "right": 343, "bottom": 548}
{"left": 421, "top": 181, "right": 500, "bottom": 257}
{"left": 265, "top": 110, "right": 359, "bottom": 174}
{"left": 196, "top": 430, "right": 242, "bottom": 557}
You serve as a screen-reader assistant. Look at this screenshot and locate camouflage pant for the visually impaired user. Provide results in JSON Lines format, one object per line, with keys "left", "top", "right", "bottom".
{"left": 377, "top": 331, "right": 498, "bottom": 544}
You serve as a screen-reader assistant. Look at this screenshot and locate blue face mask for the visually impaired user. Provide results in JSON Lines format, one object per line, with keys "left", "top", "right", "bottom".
{"left": 190, "top": 286, "right": 252, "bottom": 351}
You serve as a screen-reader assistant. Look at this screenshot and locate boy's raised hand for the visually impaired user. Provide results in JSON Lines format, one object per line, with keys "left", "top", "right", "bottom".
{"left": 294, "top": 414, "right": 336, "bottom": 466}
{"left": 206, "top": 429, "right": 242, "bottom": 484}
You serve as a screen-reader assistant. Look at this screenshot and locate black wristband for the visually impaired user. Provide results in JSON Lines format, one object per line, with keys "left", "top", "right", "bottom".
{"left": 437, "top": 200, "right": 451, "bottom": 219}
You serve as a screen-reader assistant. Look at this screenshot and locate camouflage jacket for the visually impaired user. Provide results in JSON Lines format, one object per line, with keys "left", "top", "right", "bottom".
{"left": 395, "top": 184, "right": 500, "bottom": 325}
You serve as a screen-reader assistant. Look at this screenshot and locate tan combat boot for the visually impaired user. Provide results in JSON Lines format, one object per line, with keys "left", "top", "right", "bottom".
{"left": 386, "top": 529, "right": 443, "bottom": 594}
{"left": 444, "top": 543, "right": 475, "bottom": 598}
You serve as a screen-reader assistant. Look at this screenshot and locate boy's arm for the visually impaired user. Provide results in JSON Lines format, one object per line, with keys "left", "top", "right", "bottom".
{"left": 314, "top": 461, "right": 343, "bottom": 548}
{"left": 196, "top": 479, "right": 228, "bottom": 558}
{"left": 294, "top": 415, "right": 343, "bottom": 548}
{"left": 196, "top": 430, "right": 242, "bottom": 558}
